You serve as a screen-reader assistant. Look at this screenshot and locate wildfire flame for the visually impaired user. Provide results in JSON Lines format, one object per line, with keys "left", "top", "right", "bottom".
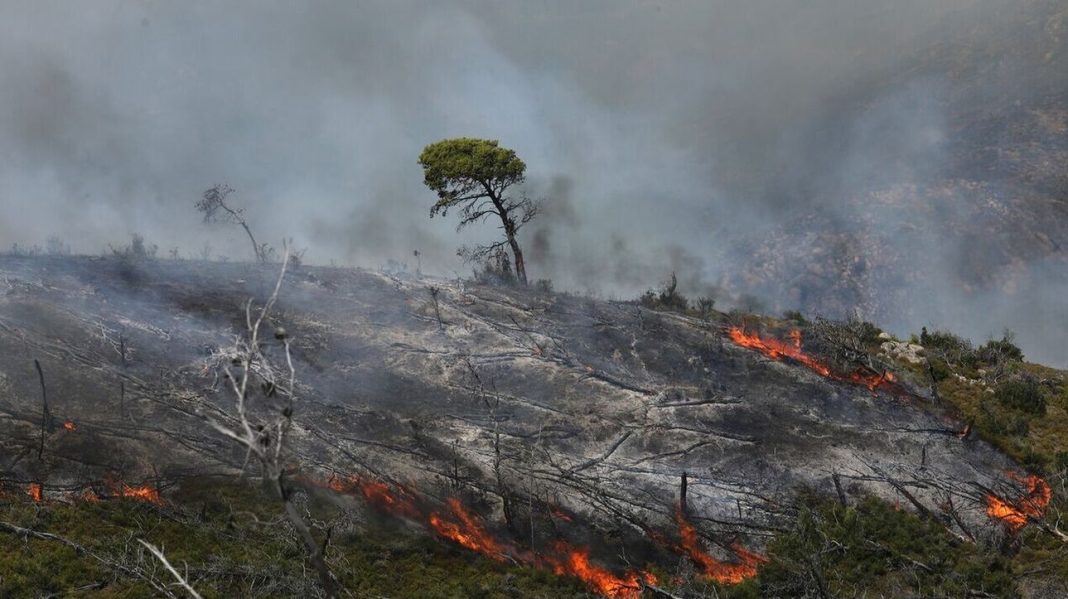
{"left": 27, "top": 482, "right": 43, "bottom": 503}
{"left": 958, "top": 422, "right": 972, "bottom": 440}
{"left": 312, "top": 473, "right": 658, "bottom": 597}
{"left": 325, "top": 474, "right": 421, "bottom": 518}
{"left": 985, "top": 473, "right": 1051, "bottom": 532}
{"left": 727, "top": 326, "right": 895, "bottom": 391}
{"left": 674, "top": 510, "right": 766, "bottom": 584}
{"left": 63, "top": 420, "right": 77, "bottom": 432}
{"left": 112, "top": 483, "right": 163, "bottom": 504}
{"left": 429, "top": 498, "right": 508, "bottom": 560}
{"left": 544, "top": 542, "right": 653, "bottom": 599}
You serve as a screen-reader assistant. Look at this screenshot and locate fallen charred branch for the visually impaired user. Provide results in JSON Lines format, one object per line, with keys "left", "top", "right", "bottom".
{"left": 0, "top": 520, "right": 182, "bottom": 598}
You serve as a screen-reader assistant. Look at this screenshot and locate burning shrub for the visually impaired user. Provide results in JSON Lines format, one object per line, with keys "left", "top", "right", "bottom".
{"left": 995, "top": 376, "right": 1046, "bottom": 415}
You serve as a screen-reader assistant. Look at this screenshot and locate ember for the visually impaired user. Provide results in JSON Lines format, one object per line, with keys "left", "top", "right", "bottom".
{"left": 985, "top": 473, "right": 1051, "bottom": 532}
{"left": 27, "top": 482, "right": 43, "bottom": 503}
{"left": 63, "top": 420, "right": 77, "bottom": 432}
{"left": 674, "top": 510, "right": 766, "bottom": 584}
{"left": 727, "top": 326, "right": 895, "bottom": 391}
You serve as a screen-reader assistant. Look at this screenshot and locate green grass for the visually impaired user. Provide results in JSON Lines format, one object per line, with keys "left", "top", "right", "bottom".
{"left": 740, "top": 496, "right": 1016, "bottom": 598}
{"left": 0, "top": 478, "right": 588, "bottom": 598}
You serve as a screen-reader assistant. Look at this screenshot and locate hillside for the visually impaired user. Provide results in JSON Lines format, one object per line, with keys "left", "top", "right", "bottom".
{"left": 1, "top": 255, "right": 1065, "bottom": 597}
{"left": 721, "top": 0, "right": 1068, "bottom": 367}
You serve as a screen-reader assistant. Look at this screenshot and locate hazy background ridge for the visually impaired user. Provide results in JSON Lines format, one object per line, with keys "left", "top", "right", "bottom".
{"left": 1, "top": 0, "right": 1065, "bottom": 365}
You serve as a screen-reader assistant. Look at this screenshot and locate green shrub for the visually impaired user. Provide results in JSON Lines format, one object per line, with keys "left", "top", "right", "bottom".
{"left": 920, "top": 329, "right": 978, "bottom": 369}
{"left": 752, "top": 495, "right": 1014, "bottom": 598}
{"left": 1055, "top": 451, "right": 1068, "bottom": 474}
{"left": 996, "top": 377, "right": 1046, "bottom": 415}
{"left": 977, "top": 332, "right": 1025, "bottom": 365}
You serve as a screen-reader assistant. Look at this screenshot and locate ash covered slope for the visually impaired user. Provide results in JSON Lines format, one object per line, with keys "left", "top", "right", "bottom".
{"left": 0, "top": 256, "right": 1027, "bottom": 551}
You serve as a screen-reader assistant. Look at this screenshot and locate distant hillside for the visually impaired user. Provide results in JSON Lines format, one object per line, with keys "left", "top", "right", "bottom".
{"left": 722, "top": 0, "right": 1068, "bottom": 368}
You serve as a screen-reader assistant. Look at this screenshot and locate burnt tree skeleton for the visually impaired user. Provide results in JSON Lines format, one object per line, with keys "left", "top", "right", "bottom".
{"left": 34, "top": 358, "right": 52, "bottom": 460}
{"left": 196, "top": 184, "right": 269, "bottom": 263}
{"left": 188, "top": 244, "right": 340, "bottom": 596}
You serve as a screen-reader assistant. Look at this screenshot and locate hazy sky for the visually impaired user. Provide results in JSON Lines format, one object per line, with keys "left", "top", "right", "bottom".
{"left": 0, "top": 0, "right": 986, "bottom": 262}
{"left": 4, "top": 0, "right": 1064, "bottom": 364}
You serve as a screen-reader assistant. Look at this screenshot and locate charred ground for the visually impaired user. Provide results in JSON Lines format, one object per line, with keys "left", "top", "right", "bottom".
{"left": 0, "top": 254, "right": 1065, "bottom": 597}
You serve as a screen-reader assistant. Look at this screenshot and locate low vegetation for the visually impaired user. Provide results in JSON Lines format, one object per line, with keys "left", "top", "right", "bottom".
{"left": 0, "top": 478, "right": 588, "bottom": 599}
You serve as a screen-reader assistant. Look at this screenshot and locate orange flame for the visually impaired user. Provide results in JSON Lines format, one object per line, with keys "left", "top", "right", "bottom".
{"left": 113, "top": 483, "right": 162, "bottom": 504}
{"left": 985, "top": 473, "right": 1051, "bottom": 532}
{"left": 550, "top": 507, "right": 574, "bottom": 522}
{"left": 675, "top": 510, "right": 766, "bottom": 584}
{"left": 27, "top": 482, "right": 43, "bottom": 503}
{"left": 63, "top": 420, "right": 77, "bottom": 432}
{"left": 958, "top": 422, "right": 972, "bottom": 440}
{"left": 309, "top": 473, "right": 671, "bottom": 597}
{"left": 544, "top": 542, "right": 652, "bottom": 599}
{"left": 429, "top": 498, "right": 508, "bottom": 560}
{"left": 727, "top": 326, "right": 895, "bottom": 391}
{"left": 325, "top": 474, "right": 422, "bottom": 519}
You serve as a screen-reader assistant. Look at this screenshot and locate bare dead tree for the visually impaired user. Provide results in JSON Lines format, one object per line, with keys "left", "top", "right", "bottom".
{"left": 35, "top": 358, "right": 53, "bottom": 460}
{"left": 428, "top": 285, "right": 444, "bottom": 330}
{"left": 200, "top": 244, "right": 340, "bottom": 597}
{"left": 680, "top": 471, "right": 689, "bottom": 515}
{"left": 196, "top": 184, "right": 271, "bottom": 263}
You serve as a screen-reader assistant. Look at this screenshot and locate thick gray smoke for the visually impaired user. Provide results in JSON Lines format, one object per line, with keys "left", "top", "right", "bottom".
{"left": 1, "top": 0, "right": 1064, "bottom": 366}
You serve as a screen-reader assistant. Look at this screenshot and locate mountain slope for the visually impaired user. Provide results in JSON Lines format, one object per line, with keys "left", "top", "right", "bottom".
{"left": 0, "top": 257, "right": 1042, "bottom": 572}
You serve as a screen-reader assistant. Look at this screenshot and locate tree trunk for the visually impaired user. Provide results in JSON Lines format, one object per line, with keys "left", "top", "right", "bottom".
{"left": 240, "top": 220, "right": 262, "bottom": 263}
{"left": 488, "top": 189, "right": 528, "bottom": 286}
{"left": 274, "top": 472, "right": 339, "bottom": 598}
{"left": 35, "top": 359, "right": 51, "bottom": 460}
{"left": 507, "top": 233, "right": 528, "bottom": 285}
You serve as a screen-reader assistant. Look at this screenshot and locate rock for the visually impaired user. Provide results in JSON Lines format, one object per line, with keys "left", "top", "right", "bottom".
{"left": 880, "top": 340, "right": 926, "bottom": 364}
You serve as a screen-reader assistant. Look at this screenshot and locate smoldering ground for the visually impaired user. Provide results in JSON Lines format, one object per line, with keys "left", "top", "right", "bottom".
{"left": 1, "top": 0, "right": 1065, "bottom": 365}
